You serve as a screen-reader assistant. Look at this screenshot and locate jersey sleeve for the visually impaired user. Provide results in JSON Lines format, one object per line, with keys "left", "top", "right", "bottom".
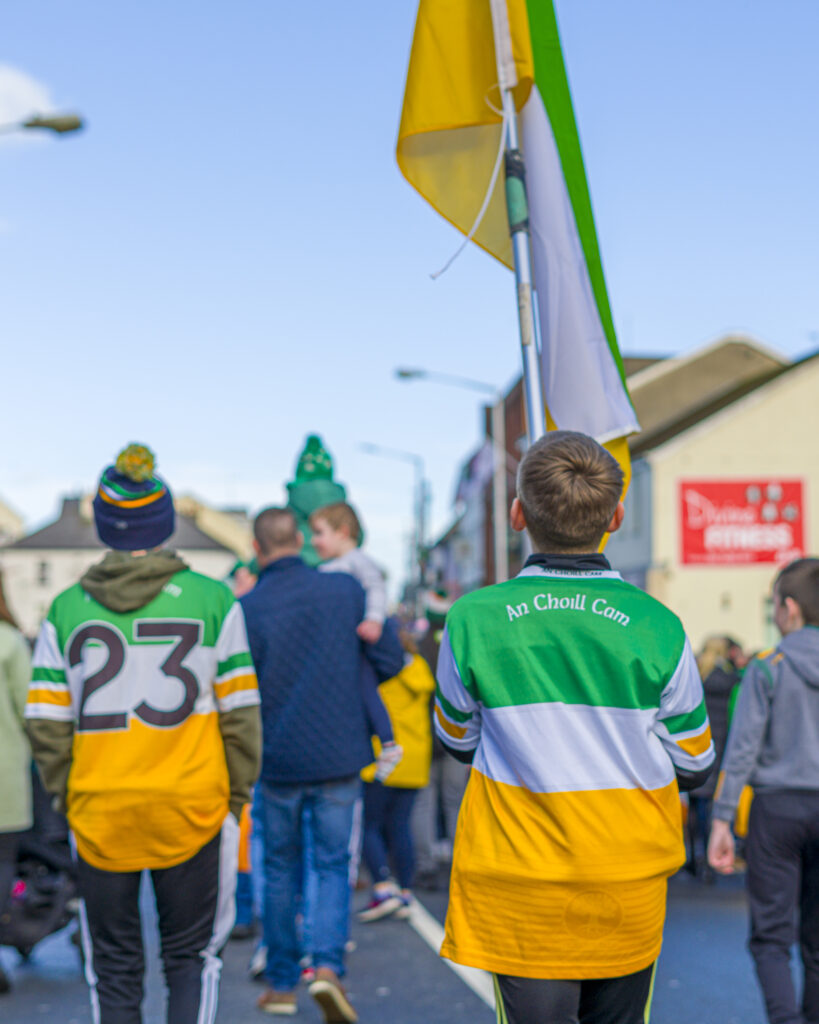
{"left": 26, "top": 616, "right": 73, "bottom": 722}
{"left": 213, "top": 601, "right": 260, "bottom": 713}
{"left": 434, "top": 627, "right": 481, "bottom": 754}
{"left": 653, "top": 636, "right": 715, "bottom": 776}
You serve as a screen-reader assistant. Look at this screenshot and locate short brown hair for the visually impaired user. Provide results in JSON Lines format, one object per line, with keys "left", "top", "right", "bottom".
{"left": 254, "top": 507, "right": 299, "bottom": 555}
{"left": 516, "top": 431, "right": 624, "bottom": 552}
{"left": 309, "top": 502, "right": 362, "bottom": 543}
{"left": 775, "top": 558, "right": 819, "bottom": 626}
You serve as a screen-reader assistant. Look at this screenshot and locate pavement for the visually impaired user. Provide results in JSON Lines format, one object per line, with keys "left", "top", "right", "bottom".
{"left": 1, "top": 870, "right": 769, "bottom": 1023}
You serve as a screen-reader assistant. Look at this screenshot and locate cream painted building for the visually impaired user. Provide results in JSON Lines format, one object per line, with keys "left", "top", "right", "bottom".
{"left": 0, "top": 496, "right": 238, "bottom": 637}
{"left": 607, "top": 338, "right": 817, "bottom": 651}
{"left": 0, "top": 498, "right": 23, "bottom": 547}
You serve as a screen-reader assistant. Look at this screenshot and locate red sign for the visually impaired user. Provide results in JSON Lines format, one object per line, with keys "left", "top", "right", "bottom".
{"left": 680, "top": 479, "right": 806, "bottom": 565}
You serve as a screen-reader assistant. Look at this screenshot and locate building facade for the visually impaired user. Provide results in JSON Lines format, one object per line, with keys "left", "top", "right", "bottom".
{"left": 0, "top": 496, "right": 238, "bottom": 637}
{"left": 433, "top": 336, "right": 816, "bottom": 651}
{"left": 608, "top": 345, "right": 818, "bottom": 650}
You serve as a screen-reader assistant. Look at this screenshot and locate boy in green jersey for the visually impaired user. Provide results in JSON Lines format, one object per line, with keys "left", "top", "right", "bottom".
{"left": 434, "top": 431, "right": 714, "bottom": 1024}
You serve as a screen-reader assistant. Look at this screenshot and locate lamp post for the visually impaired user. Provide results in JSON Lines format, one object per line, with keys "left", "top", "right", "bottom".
{"left": 396, "top": 367, "right": 510, "bottom": 583}
{"left": 0, "top": 113, "right": 85, "bottom": 136}
{"left": 358, "top": 441, "right": 429, "bottom": 614}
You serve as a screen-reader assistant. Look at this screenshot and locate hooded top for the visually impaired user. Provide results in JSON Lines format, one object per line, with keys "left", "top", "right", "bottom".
{"left": 25, "top": 555, "right": 262, "bottom": 871}
{"left": 714, "top": 626, "right": 819, "bottom": 821}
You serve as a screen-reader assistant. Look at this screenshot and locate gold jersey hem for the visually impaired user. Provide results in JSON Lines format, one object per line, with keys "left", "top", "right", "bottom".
{"left": 439, "top": 939, "right": 662, "bottom": 981}
{"left": 73, "top": 815, "right": 225, "bottom": 873}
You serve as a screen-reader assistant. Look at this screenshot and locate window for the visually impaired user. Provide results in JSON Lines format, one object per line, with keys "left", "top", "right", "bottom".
{"left": 37, "top": 561, "right": 50, "bottom": 586}
{"left": 762, "top": 594, "right": 778, "bottom": 649}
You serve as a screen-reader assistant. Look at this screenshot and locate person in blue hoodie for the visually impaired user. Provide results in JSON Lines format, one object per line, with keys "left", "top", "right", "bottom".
{"left": 709, "top": 557, "right": 819, "bottom": 1024}
{"left": 240, "top": 507, "right": 403, "bottom": 1023}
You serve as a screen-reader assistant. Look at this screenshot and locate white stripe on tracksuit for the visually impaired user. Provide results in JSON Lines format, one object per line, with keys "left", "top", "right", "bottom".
{"left": 77, "top": 815, "right": 239, "bottom": 1024}
{"left": 196, "top": 814, "right": 239, "bottom": 1024}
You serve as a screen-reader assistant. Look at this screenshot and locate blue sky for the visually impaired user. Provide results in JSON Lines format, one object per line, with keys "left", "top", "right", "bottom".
{"left": 1, "top": 1, "right": 818, "bottom": 592}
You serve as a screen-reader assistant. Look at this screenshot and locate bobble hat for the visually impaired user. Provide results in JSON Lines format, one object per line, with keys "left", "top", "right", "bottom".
{"left": 92, "top": 443, "right": 175, "bottom": 551}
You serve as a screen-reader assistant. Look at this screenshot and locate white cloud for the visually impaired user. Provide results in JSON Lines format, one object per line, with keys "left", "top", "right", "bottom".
{"left": 0, "top": 64, "right": 57, "bottom": 140}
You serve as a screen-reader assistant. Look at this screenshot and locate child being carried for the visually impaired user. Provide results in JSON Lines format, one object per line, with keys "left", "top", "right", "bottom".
{"left": 310, "top": 502, "right": 388, "bottom": 644}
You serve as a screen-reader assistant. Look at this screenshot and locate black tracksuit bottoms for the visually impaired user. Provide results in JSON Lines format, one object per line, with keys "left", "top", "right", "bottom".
{"left": 77, "top": 821, "right": 237, "bottom": 1024}
{"left": 746, "top": 790, "right": 819, "bottom": 1024}
{"left": 494, "top": 963, "right": 655, "bottom": 1024}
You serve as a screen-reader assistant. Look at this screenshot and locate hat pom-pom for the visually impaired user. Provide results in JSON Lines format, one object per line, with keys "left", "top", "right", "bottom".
{"left": 115, "top": 443, "right": 156, "bottom": 482}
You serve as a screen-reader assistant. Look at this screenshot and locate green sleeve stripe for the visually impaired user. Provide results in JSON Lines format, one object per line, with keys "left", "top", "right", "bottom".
{"left": 217, "top": 652, "right": 255, "bottom": 676}
{"left": 661, "top": 701, "right": 707, "bottom": 735}
{"left": 435, "top": 686, "right": 472, "bottom": 723}
{"left": 31, "top": 667, "right": 67, "bottom": 684}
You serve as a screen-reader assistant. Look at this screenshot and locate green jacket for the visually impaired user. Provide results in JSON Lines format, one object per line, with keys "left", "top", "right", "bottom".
{"left": 0, "top": 621, "right": 32, "bottom": 832}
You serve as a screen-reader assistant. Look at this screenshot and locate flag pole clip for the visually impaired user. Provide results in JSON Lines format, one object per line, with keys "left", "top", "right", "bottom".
{"left": 504, "top": 149, "right": 529, "bottom": 236}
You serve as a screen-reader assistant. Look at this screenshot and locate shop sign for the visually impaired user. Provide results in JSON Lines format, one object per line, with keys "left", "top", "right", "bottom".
{"left": 680, "top": 479, "right": 805, "bottom": 565}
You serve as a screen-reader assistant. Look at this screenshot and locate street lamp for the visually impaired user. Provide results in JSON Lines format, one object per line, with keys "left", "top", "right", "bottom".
{"left": 395, "top": 367, "right": 510, "bottom": 583}
{"left": 0, "top": 113, "right": 85, "bottom": 136}
{"left": 358, "top": 441, "right": 430, "bottom": 614}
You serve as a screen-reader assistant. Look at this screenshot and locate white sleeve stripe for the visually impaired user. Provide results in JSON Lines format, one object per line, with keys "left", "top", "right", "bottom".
{"left": 32, "top": 619, "right": 64, "bottom": 671}
{"left": 215, "top": 602, "right": 252, "bottom": 661}
{"left": 217, "top": 690, "right": 260, "bottom": 713}
{"left": 215, "top": 665, "right": 256, "bottom": 685}
{"left": 24, "top": 704, "right": 74, "bottom": 721}
{"left": 434, "top": 718, "right": 479, "bottom": 751}
{"left": 671, "top": 744, "right": 715, "bottom": 771}
{"left": 436, "top": 629, "right": 479, "bottom": 714}
{"left": 658, "top": 637, "right": 705, "bottom": 716}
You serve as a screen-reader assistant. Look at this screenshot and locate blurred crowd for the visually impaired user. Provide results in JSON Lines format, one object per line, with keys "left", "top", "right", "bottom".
{"left": 0, "top": 440, "right": 470, "bottom": 1023}
{"left": 1, "top": 436, "right": 818, "bottom": 1024}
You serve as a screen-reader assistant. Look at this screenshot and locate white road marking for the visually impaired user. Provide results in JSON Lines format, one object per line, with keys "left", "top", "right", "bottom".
{"left": 408, "top": 899, "right": 496, "bottom": 1010}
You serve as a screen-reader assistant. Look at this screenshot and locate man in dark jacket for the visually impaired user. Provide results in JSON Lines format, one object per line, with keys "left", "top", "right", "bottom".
{"left": 240, "top": 507, "right": 403, "bottom": 1022}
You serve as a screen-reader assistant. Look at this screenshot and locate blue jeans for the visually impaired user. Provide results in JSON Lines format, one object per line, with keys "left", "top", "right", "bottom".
{"left": 260, "top": 776, "right": 361, "bottom": 990}
{"left": 362, "top": 782, "right": 418, "bottom": 889}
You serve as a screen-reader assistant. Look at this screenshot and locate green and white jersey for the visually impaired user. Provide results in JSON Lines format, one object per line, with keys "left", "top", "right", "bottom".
{"left": 435, "top": 564, "right": 714, "bottom": 979}
{"left": 27, "top": 569, "right": 259, "bottom": 871}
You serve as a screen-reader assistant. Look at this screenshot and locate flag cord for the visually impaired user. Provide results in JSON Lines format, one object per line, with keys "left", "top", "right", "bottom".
{"left": 429, "top": 97, "right": 509, "bottom": 281}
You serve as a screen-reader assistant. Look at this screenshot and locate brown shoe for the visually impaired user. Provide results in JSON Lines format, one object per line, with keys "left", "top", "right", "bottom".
{"left": 256, "top": 987, "right": 297, "bottom": 1015}
{"left": 308, "top": 967, "right": 357, "bottom": 1023}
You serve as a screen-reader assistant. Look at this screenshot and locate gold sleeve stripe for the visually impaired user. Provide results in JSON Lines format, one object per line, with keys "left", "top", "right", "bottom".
{"left": 676, "top": 725, "right": 712, "bottom": 757}
{"left": 27, "top": 687, "right": 72, "bottom": 707}
{"left": 435, "top": 702, "right": 467, "bottom": 740}
{"left": 213, "top": 673, "right": 258, "bottom": 700}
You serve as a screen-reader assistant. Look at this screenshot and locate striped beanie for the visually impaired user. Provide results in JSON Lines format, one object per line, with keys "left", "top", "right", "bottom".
{"left": 93, "top": 444, "right": 175, "bottom": 551}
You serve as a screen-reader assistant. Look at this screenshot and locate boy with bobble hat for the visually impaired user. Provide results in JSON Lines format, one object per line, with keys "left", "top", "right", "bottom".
{"left": 434, "top": 431, "right": 714, "bottom": 1024}
{"left": 25, "top": 444, "right": 261, "bottom": 1024}
{"left": 709, "top": 558, "right": 819, "bottom": 1024}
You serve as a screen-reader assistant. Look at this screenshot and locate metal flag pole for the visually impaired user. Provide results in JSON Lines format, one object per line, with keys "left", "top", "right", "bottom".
{"left": 488, "top": 0, "right": 546, "bottom": 446}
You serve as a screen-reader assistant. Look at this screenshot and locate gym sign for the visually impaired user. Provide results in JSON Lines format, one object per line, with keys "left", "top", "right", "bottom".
{"left": 680, "top": 479, "right": 805, "bottom": 565}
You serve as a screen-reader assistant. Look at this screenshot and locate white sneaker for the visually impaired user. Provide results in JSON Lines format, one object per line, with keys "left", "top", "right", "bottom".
{"left": 248, "top": 943, "right": 268, "bottom": 980}
{"left": 357, "top": 883, "right": 402, "bottom": 923}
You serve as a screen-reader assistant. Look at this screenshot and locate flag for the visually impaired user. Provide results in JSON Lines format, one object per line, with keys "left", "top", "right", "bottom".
{"left": 397, "top": 0, "right": 639, "bottom": 483}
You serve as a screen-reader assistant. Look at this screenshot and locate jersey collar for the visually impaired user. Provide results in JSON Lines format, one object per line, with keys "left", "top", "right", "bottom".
{"left": 518, "top": 552, "right": 622, "bottom": 580}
